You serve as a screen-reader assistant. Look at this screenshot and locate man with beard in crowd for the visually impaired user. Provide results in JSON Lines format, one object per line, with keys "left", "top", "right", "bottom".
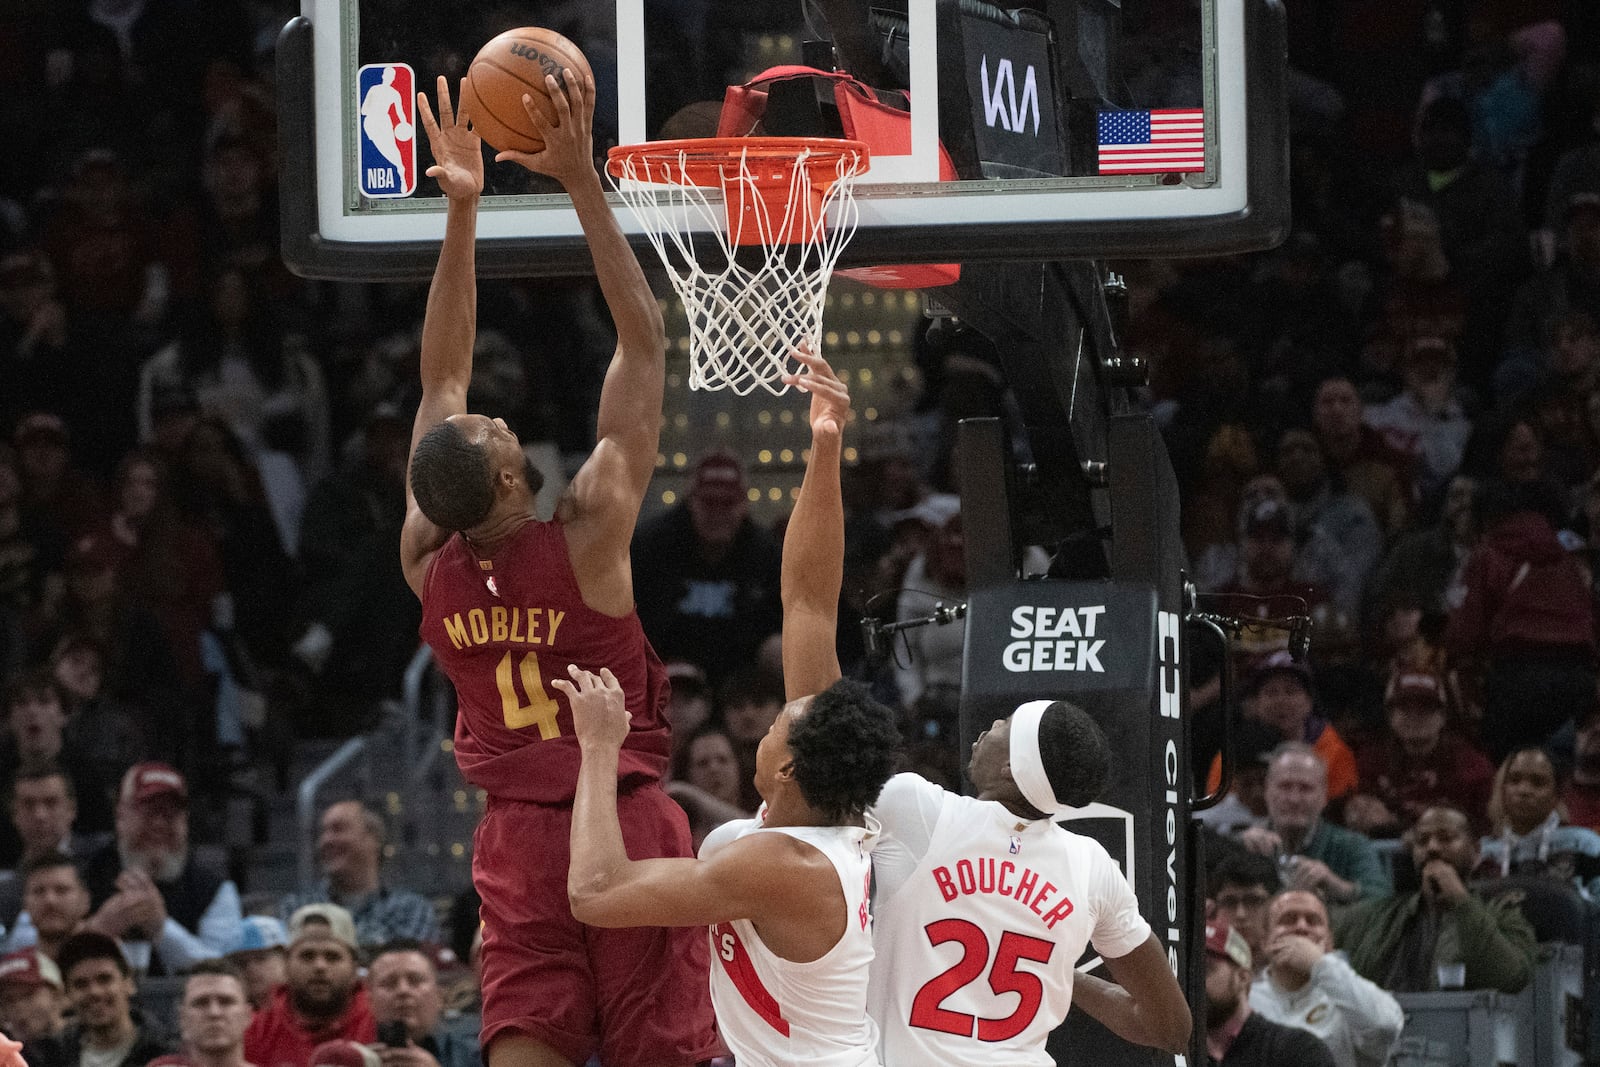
{"left": 1204, "top": 918, "right": 1336, "bottom": 1066}
{"left": 81, "top": 763, "right": 239, "bottom": 975}
{"left": 244, "top": 904, "right": 374, "bottom": 1067}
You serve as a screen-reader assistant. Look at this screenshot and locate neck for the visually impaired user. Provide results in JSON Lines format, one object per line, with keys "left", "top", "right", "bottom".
{"left": 1277, "top": 819, "right": 1316, "bottom": 852}
{"left": 1207, "top": 1000, "right": 1251, "bottom": 1061}
{"left": 761, "top": 795, "right": 851, "bottom": 829}
{"left": 977, "top": 787, "right": 1048, "bottom": 822}
{"left": 1270, "top": 960, "right": 1312, "bottom": 993}
{"left": 330, "top": 867, "right": 379, "bottom": 897}
{"left": 85, "top": 1015, "right": 136, "bottom": 1050}
{"left": 464, "top": 506, "right": 533, "bottom": 555}
{"left": 189, "top": 1050, "right": 248, "bottom": 1067}
{"left": 1323, "top": 429, "right": 1358, "bottom": 462}
{"left": 1506, "top": 812, "right": 1549, "bottom": 836}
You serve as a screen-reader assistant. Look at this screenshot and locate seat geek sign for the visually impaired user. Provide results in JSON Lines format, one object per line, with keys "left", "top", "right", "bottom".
{"left": 966, "top": 582, "right": 1157, "bottom": 695}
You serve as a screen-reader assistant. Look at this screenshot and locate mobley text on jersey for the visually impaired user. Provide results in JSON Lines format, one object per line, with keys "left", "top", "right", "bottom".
{"left": 931, "top": 858, "right": 1077, "bottom": 930}
{"left": 1002, "top": 605, "right": 1107, "bottom": 672}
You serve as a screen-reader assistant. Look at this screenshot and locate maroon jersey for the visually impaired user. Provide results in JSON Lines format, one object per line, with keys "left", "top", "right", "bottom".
{"left": 419, "top": 519, "right": 670, "bottom": 802}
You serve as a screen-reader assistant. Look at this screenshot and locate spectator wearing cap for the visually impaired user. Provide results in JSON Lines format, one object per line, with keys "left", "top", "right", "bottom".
{"left": 1565, "top": 703, "right": 1600, "bottom": 832}
{"left": 1249, "top": 890, "right": 1402, "bottom": 1067}
{"left": 81, "top": 764, "right": 241, "bottom": 976}
{"left": 1446, "top": 478, "right": 1596, "bottom": 759}
{"left": 891, "top": 494, "right": 967, "bottom": 708}
{"left": 1272, "top": 427, "right": 1381, "bottom": 616}
{"left": 0, "top": 949, "right": 66, "bottom": 1043}
{"left": 23, "top": 930, "right": 173, "bottom": 1067}
{"left": 244, "top": 904, "right": 375, "bottom": 1067}
{"left": 366, "top": 940, "right": 479, "bottom": 1067}
{"left": 11, "top": 413, "right": 107, "bottom": 544}
{"left": 1347, "top": 671, "right": 1493, "bottom": 838}
{"left": 4, "top": 852, "right": 94, "bottom": 960}
{"left": 1205, "top": 652, "right": 1358, "bottom": 803}
{"left": 291, "top": 408, "right": 420, "bottom": 730}
{"left": 1336, "top": 805, "right": 1536, "bottom": 993}
{"left": 1203, "top": 916, "right": 1336, "bottom": 1067}
{"left": 276, "top": 803, "right": 439, "bottom": 950}
{"left": 223, "top": 917, "right": 287, "bottom": 1010}
{"left": 0, "top": 763, "right": 109, "bottom": 928}
{"left": 1363, "top": 337, "right": 1474, "bottom": 502}
{"left": 1310, "top": 377, "right": 1413, "bottom": 537}
{"left": 171, "top": 960, "right": 255, "bottom": 1067}
{"left": 1474, "top": 747, "right": 1600, "bottom": 900}
{"left": 1237, "top": 744, "right": 1391, "bottom": 905}
{"left": 631, "top": 448, "right": 782, "bottom": 683}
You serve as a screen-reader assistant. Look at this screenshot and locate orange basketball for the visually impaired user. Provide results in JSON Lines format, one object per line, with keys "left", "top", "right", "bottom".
{"left": 461, "top": 27, "right": 593, "bottom": 155}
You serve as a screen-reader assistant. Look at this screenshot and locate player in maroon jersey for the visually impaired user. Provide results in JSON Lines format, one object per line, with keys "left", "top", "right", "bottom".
{"left": 400, "top": 74, "right": 718, "bottom": 1067}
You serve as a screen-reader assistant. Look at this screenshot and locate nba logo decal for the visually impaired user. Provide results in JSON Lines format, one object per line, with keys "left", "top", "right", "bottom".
{"left": 357, "top": 63, "right": 417, "bottom": 198}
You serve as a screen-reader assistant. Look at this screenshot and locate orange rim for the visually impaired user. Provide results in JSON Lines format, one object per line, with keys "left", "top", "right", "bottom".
{"left": 606, "top": 137, "right": 870, "bottom": 188}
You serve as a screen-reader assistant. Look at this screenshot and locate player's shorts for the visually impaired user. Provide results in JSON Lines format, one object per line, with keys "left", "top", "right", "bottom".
{"left": 474, "top": 783, "right": 722, "bottom": 1067}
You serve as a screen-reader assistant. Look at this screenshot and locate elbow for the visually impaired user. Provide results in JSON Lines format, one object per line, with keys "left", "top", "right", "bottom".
{"left": 1159, "top": 1005, "right": 1194, "bottom": 1055}
{"left": 567, "top": 874, "right": 618, "bottom": 927}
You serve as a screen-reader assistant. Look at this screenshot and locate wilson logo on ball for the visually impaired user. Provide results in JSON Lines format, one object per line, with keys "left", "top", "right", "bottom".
{"left": 508, "top": 43, "right": 563, "bottom": 78}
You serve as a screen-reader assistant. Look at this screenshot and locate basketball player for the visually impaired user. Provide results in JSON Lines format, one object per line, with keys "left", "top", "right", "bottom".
{"left": 563, "top": 350, "right": 900, "bottom": 1067}
{"left": 404, "top": 73, "right": 717, "bottom": 1067}
{"left": 772, "top": 380, "right": 1193, "bottom": 1061}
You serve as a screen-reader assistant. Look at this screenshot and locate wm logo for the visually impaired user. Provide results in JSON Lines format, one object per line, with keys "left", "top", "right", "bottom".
{"left": 979, "top": 56, "right": 1040, "bottom": 135}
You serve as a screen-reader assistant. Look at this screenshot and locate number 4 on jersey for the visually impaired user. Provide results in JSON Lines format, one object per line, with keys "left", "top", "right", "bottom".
{"left": 496, "top": 651, "right": 561, "bottom": 738}
{"left": 909, "top": 919, "right": 1054, "bottom": 1042}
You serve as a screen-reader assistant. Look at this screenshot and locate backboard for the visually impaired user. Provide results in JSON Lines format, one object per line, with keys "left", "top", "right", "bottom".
{"left": 278, "top": 0, "right": 1287, "bottom": 279}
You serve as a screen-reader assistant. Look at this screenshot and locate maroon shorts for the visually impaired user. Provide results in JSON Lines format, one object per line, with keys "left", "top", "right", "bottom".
{"left": 474, "top": 784, "right": 722, "bottom": 1067}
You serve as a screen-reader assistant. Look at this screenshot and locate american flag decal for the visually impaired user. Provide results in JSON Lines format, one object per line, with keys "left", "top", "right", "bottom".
{"left": 1097, "top": 109, "right": 1205, "bottom": 174}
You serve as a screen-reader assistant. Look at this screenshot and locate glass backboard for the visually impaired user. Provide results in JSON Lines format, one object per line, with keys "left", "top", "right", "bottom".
{"left": 279, "top": 0, "right": 1287, "bottom": 279}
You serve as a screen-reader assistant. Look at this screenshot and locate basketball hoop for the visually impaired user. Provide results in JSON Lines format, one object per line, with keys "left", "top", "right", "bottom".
{"left": 606, "top": 137, "right": 869, "bottom": 395}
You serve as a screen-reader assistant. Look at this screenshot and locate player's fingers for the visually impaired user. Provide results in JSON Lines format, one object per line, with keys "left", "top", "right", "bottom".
{"left": 548, "top": 74, "right": 573, "bottom": 123}
{"left": 598, "top": 667, "right": 619, "bottom": 688}
{"left": 417, "top": 93, "right": 440, "bottom": 138}
{"left": 550, "top": 678, "right": 575, "bottom": 697}
{"left": 436, "top": 75, "right": 455, "bottom": 126}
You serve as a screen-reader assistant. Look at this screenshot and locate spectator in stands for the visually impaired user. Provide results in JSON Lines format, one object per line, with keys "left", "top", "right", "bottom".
{"left": 1446, "top": 478, "right": 1596, "bottom": 759}
{"left": 1475, "top": 747, "right": 1600, "bottom": 900}
{"left": 276, "top": 802, "right": 439, "bottom": 949}
{"left": 1208, "top": 847, "right": 1282, "bottom": 967}
{"left": 1564, "top": 703, "right": 1600, "bottom": 831}
{"left": 244, "top": 904, "right": 375, "bottom": 1067}
{"left": 11, "top": 413, "right": 106, "bottom": 542}
{"left": 1274, "top": 427, "right": 1381, "bottom": 615}
{"left": 49, "top": 636, "right": 146, "bottom": 827}
{"left": 1311, "top": 377, "right": 1412, "bottom": 536}
{"left": 664, "top": 725, "right": 748, "bottom": 851}
{"left": 1237, "top": 744, "right": 1391, "bottom": 904}
{"left": 1249, "top": 890, "right": 1403, "bottom": 1067}
{"left": 0, "top": 950, "right": 66, "bottom": 1043}
{"left": 1507, "top": 192, "right": 1600, "bottom": 376}
{"left": 1204, "top": 917, "right": 1336, "bottom": 1067}
{"left": 630, "top": 449, "right": 782, "bottom": 684}
{"left": 1335, "top": 805, "right": 1536, "bottom": 993}
{"left": 0, "top": 764, "right": 105, "bottom": 930}
{"left": 82, "top": 763, "right": 240, "bottom": 975}
{"left": 1365, "top": 474, "right": 1477, "bottom": 643}
{"left": 1364, "top": 337, "right": 1474, "bottom": 502}
{"left": 1346, "top": 670, "right": 1494, "bottom": 837}
{"left": 4, "top": 852, "right": 93, "bottom": 959}
{"left": 0, "top": 443, "right": 60, "bottom": 673}
{"left": 24, "top": 930, "right": 173, "bottom": 1067}
{"left": 892, "top": 496, "right": 967, "bottom": 707}
{"left": 366, "top": 940, "right": 478, "bottom": 1067}
{"left": 0, "top": 674, "right": 102, "bottom": 848}
{"left": 221, "top": 917, "right": 287, "bottom": 1010}
{"left": 1206, "top": 653, "right": 1359, "bottom": 803}
{"left": 1196, "top": 717, "right": 1286, "bottom": 836}
{"left": 715, "top": 666, "right": 786, "bottom": 812}
{"left": 173, "top": 960, "right": 255, "bottom": 1067}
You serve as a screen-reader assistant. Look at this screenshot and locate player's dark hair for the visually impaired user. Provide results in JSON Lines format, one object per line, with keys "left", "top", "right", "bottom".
{"left": 788, "top": 680, "right": 900, "bottom": 823}
{"left": 1037, "top": 701, "right": 1111, "bottom": 808}
{"left": 410, "top": 421, "right": 495, "bottom": 531}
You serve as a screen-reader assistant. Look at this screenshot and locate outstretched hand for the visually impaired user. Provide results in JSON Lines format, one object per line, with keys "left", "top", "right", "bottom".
{"left": 495, "top": 68, "right": 596, "bottom": 188}
{"left": 783, "top": 348, "right": 851, "bottom": 439}
{"left": 418, "top": 75, "right": 484, "bottom": 199}
{"left": 554, "top": 664, "right": 630, "bottom": 751}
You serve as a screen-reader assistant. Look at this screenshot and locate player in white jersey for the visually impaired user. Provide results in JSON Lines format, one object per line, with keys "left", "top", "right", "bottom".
{"left": 867, "top": 699, "right": 1192, "bottom": 1064}
{"left": 562, "top": 350, "right": 900, "bottom": 1067}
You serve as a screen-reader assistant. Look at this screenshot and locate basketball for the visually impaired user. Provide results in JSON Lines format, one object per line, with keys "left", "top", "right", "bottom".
{"left": 461, "top": 27, "right": 593, "bottom": 155}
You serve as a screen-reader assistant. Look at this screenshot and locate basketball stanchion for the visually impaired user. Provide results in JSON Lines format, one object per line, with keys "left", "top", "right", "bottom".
{"left": 606, "top": 137, "right": 869, "bottom": 396}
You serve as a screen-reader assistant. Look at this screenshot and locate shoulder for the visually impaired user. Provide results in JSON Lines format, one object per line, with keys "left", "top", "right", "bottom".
{"left": 874, "top": 773, "right": 948, "bottom": 824}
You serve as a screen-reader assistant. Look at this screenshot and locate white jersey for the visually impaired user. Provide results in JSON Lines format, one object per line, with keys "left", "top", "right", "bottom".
{"left": 868, "top": 773, "right": 1151, "bottom": 1067}
{"left": 701, "top": 814, "right": 882, "bottom": 1067}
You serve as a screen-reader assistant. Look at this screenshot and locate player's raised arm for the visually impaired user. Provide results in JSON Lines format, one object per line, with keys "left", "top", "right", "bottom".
{"left": 779, "top": 350, "right": 850, "bottom": 702}
{"left": 560, "top": 665, "right": 826, "bottom": 928}
{"left": 498, "top": 70, "right": 666, "bottom": 535}
{"left": 401, "top": 76, "right": 485, "bottom": 595}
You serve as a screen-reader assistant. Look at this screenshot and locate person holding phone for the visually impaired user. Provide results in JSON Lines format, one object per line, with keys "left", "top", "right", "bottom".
{"left": 367, "top": 940, "right": 478, "bottom": 1067}
{"left": 1333, "top": 806, "right": 1536, "bottom": 993}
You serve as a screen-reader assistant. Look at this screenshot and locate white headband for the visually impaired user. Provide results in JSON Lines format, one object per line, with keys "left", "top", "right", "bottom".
{"left": 1009, "top": 699, "right": 1073, "bottom": 817}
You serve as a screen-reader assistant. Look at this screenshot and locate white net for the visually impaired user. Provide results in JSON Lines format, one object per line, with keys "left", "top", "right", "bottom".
{"left": 608, "top": 140, "right": 866, "bottom": 395}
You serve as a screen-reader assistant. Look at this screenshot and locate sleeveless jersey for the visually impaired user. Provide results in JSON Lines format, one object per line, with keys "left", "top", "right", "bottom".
{"left": 418, "top": 520, "right": 670, "bottom": 802}
{"left": 701, "top": 815, "right": 882, "bottom": 1067}
{"left": 867, "top": 774, "right": 1151, "bottom": 1067}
